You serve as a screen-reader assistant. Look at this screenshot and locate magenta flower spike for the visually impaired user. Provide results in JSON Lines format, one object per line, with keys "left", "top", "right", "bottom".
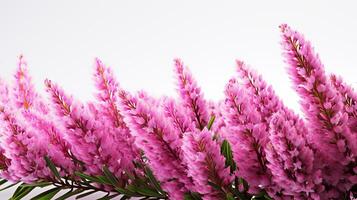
{"left": 93, "top": 58, "right": 139, "bottom": 171}
{"left": 266, "top": 109, "right": 322, "bottom": 199}
{"left": 182, "top": 129, "right": 233, "bottom": 199}
{"left": 222, "top": 78, "right": 271, "bottom": 193}
{"left": 118, "top": 89, "right": 194, "bottom": 199}
{"left": 45, "top": 79, "right": 121, "bottom": 178}
{"left": 330, "top": 74, "right": 357, "bottom": 132}
{"left": 162, "top": 97, "right": 195, "bottom": 137}
{"left": 174, "top": 59, "right": 209, "bottom": 130}
{"left": 12, "top": 55, "right": 48, "bottom": 114}
{"left": 236, "top": 60, "right": 284, "bottom": 124}
{"left": 93, "top": 58, "right": 125, "bottom": 128}
{"left": 280, "top": 24, "right": 357, "bottom": 194}
{"left": 1, "top": 24, "right": 357, "bottom": 199}
{"left": 0, "top": 106, "right": 51, "bottom": 183}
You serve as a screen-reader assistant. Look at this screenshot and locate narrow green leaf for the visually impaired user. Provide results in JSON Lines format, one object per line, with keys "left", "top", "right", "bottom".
{"left": 30, "top": 187, "right": 62, "bottom": 200}
{"left": 0, "top": 182, "right": 19, "bottom": 192}
{"left": 97, "top": 193, "right": 119, "bottom": 200}
{"left": 11, "top": 186, "right": 35, "bottom": 200}
{"left": 22, "top": 182, "right": 51, "bottom": 188}
{"left": 75, "top": 190, "right": 97, "bottom": 199}
{"left": 44, "top": 156, "right": 61, "bottom": 181}
{"left": 115, "top": 187, "right": 136, "bottom": 197}
{"left": 0, "top": 179, "right": 7, "bottom": 186}
{"left": 102, "top": 166, "right": 119, "bottom": 185}
{"left": 207, "top": 115, "right": 216, "bottom": 130}
{"left": 184, "top": 192, "right": 202, "bottom": 200}
{"left": 55, "top": 188, "right": 84, "bottom": 200}
{"left": 134, "top": 186, "right": 163, "bottom": 197}
{"left": 144, "top": 166, "right": 164, "bottom": 194}
{"left": 220, "top": 139, "right": 236, "bottom": 173}
{"left": 96, "top": 176, "right": 112, "bottom": 185}
{"left": 12, "top": 184, "right": 25, "bottom": 198}
{"left": 75, "top": 172, "right": 103, "bottom": 184}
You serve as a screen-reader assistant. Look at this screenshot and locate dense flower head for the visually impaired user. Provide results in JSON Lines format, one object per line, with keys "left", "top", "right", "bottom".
{"left": 266, "top": 110, "right": 322, "bottom": 199}
{"left": 174, "top": 59, "right": 209, "bottom": 130}
{"left": 222, "top": 78, "right": 271, "bottom": 193}
{"left": 182, "top": 129, "right": 233, "bottom": 199}
{"left": 118, "top": 89, "right": 194, "bottom": 199}
{"left": 0, "top": 24, "right": 356, "bottom": 200}
{"left": 235, "top": 60, "right": 284, "bottom": 124}
{"left": 280, "top": 23, "right": 357, "bottom": 195}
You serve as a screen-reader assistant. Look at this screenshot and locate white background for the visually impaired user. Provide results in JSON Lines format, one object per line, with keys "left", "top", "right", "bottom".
{"left": 1, "top": 0, "right": 357, "bottom": 199}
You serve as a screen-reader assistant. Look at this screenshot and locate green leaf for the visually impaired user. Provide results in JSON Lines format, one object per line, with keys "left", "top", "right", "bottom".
{"left": 12, "top": 184, "right": 25, "bottom": 197}
{"left": 55, "top": 188, "right": 84, "bottom": 200}
{"left": 144, "top": 166, "right": 164, "bottom": 194}
{"left": 134, "top": 186, "right": 163, "bottom": 197}
{"left": 30, "top": 187, "right": 62, "bottom": 200}
{"left": 75, "top": 172, "right": 104, "bottom": 184}
{"left": 97, "top": 193, "right": 120, "bottom": 200}
{"left": 11, "top": 185, "right": 35, "bottom": 200}
{"left": 0, "top": 179, "right": 7, "bottom": 186}
{"left": 44, "top": 156, "right": 61, "bottom": 182}
{"left": 220, "top": 140, "right": 236, "bottom": 173}
{"left": 115, "top": 187, "right": 136, "bottom": 197}
{"left": 22, "top": 182, "right": 52, "bottom": 188}
{"left": 96, "top": 176, "right": 112, "bottom": 185}
{"left": 184, "top": 192, "right": 202, "bottom": 200}
{"left": 102, "top": 166, "right": 119, "bottom": 186}
{"left": 0, "top": 182, "right": 19, "bottom": 192}
{"left": 207, "top": 115, "right": 216, "bottom": 130}
{"left": 75, "top": 190, "right": 97, "bottom": 199}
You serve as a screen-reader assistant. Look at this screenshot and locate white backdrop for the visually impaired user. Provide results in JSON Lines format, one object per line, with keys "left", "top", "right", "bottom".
{"left": 1, "top": 0, "right": 357, "bottom": 199}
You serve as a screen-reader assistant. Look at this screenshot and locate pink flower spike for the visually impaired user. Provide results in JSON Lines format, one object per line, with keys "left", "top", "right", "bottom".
{"left": 162, "top": 97, "right": 195, "bottom": 137}
{"left": 330, "top": 74, "right": 357, "bottom": 132}
{"left": 280, "top": 24, "right": 357, "bottom": 194}
{"left": 235, "top": 60, "right": 284, "bottom": 123}
{"left": 182, "top": 129, "right": 233, "bottom": 199}
{"left": 13, "top": 55, "right": 48, "bottom": 113}
{"left": 266, "top": 110, "right": 322, "bottom": 199}
{"left": 222, "top": 77, "right": 271, "bottom": 193}
{"left": 174, "top": 59, "right": 209, "bottom": 130}
{"left": 93, "top": 58, "right": 125, "bottom": 128}
{"left": 118, "top": 89, "right": 194, "bottom": 199}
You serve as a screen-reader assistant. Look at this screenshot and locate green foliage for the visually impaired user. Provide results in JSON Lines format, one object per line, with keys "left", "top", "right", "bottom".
{"left": 0, "top": 156, "right": 168, "bottom": 200}
{"left": 220, "top": 139, "right": 237, "bottom": 173}
{"left": 0, "top": 145, "right": 278, "bottom": 200}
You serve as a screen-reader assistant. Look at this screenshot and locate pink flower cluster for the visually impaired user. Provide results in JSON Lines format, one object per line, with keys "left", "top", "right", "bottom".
{"left": 0, "top": 24, "right": 356, "bottom": 199}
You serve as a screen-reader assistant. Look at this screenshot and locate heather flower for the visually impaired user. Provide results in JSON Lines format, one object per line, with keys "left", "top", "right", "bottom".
{"left": 93, "top": 58, "right": 140, "bottom": 171}
{"left": 162, "top": 97, "right": 195, "bottom": 137}
{"left": 12, "top": 55, "right": 48, "bottom": 114}
{"left": 93, "top": 58, "right": 125, "bottom": 128}
{"left": 235, "top": 60, "right": 285, "bottom": 125}
{"left": 174, "top": 59, "right": 209, "bottom": 130}
{"left": 330, "top": 74, "right": 357, "bottom": 132}
{"left": 182, "top": 129, "right": 233, "bottom": 199}
{"left": 280, "top": 24, "right": 357, "bottom": 195}
{"left": 0, "top": 106, "right": 51, "bottom": 183}
{"left": 222, "top": 78, "right": 271, "bottom": 193}
{"left": 266, "top": 110, "right": 323, "bottom": 199}
{"left": 45, "top": 80, "right": 130, "bottom": 181}
{"left": 118, "top": 89, "right": 194, "bottom": 199}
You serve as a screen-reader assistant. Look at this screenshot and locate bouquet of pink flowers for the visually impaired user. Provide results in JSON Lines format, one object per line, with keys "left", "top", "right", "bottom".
{"left": 0, "top": 24, "right": 355, "bottom": 200}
